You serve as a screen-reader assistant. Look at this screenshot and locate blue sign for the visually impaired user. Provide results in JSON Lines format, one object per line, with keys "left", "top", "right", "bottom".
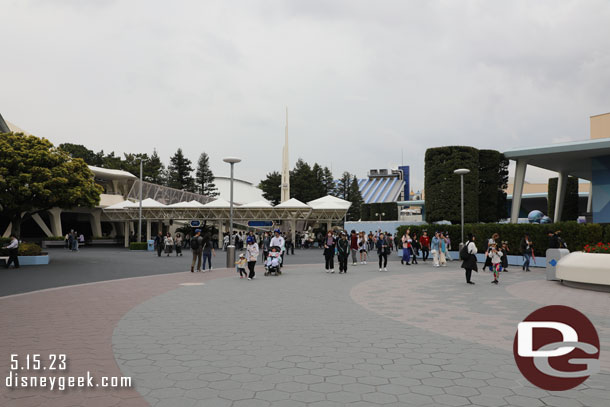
{"left": 190, "top": 220, "right": 201, "bottom": 227}
{"left": 248, "top": 221, "right": 273, "bottom": 227}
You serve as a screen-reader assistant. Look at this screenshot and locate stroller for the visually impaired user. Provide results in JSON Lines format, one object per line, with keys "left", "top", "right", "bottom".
{"left": 264, "top": 246, "right": 283, "bottom": 276}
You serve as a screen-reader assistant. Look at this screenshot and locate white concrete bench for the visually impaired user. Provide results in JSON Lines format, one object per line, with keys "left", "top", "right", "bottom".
{"left": 556, "top": 252, "right": 610, "bottom": 286}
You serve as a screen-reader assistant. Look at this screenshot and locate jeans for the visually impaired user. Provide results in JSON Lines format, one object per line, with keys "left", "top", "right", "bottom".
{"left": 421, "top": 248, "right": 429, "bottom": 261}
{"left": 523, "top": 252, "right": 531, "bottom": 270}
{"left": 351, "top": 249, "right": 358, "bottom": 263}
{"left": 378, "top": 253, "right": 387, "bottom": 268}
{"left": 202, "top": 251, "right": 212, "bottom": 270}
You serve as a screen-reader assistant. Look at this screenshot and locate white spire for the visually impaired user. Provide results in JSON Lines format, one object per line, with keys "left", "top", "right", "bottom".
{"left": 281, "top": 106, "right": 290, "bottom": 202}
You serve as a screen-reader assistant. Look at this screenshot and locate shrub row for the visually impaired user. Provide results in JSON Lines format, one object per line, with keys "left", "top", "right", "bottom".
{"left": 0, "top": 242, "right": 42, "bottom": 256}
{"left": 396, "top": 222, "right": 610, "bottom": 256}
{"left": 129, "top": 242, "right": 148, "bottom": 250}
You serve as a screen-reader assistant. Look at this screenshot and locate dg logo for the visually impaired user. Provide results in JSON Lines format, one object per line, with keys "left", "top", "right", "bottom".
{"left": 513, "top": 305, "right": 600, "bottom": 391}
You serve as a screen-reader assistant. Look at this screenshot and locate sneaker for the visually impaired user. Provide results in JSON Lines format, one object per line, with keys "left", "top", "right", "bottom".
{"left": 364, "top": 261, "right": 367, "bottom": 264}
{"left": 467, "top": 281, "right": 475, "bottom": 285}
{"left": 240, "top": 276, "right": 243, "bottom": 279}
{"left": 248, "top": 278, "right": 252, "bottom": 280}
{"left": 331, "top": 269, "right": 335, "bottom": 273}
{"left": 379, "top": 268, "right": 382, "bottom": 271}
{"left": 384, "top": 268, "right": 387, "bottom": 271}
{"left": 326, "top": 270, "right": 330, "bottom": 273}
{"left": 353, "top": 263, "right": 357, "bottom": 266}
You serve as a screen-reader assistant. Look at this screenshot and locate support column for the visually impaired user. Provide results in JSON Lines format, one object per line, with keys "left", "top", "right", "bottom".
{"left": 554, "top": 171, "right": 568, "bottom": 223}
{"left": 587, "top": 182, "right": 593, "bottom": 213}
{"left": 31, "top": 213, "right": 53, "bottom": 237}
{"left": 124, "top": 222, "right": 129, "bottom": 248}
{"left": 2, "top": 223, "right": 12, "bottom": 238}
{"left": 326, "top": 221, "right": 332, "bottom": 232}
{"left": 48, "top": 207, "right": 63, "bottom": 237}
{"left": 510, "top": 159, "right": 528, "bottom": 223}
{"left": 90, "top": 209, "right": 103, "bottom": 238}
{"left": 290, "top": 220, "right": 296, "bottom": 247}
{"left": 146, "top": 221, "right": 152, "bottom": 242}
{"left": 218, "top": 221, "right": 224, "bottom": 248}
{"left": 111, "top": 180, "right": 120, "bottom": 194}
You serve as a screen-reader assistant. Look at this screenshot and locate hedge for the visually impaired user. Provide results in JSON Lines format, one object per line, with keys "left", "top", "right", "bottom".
{"left": 0, "top": 242, "right": 42, "bottom": 256}
{"left": 129, "top": 242, "right": 148, "bottom": 250}
{"left": 361, "top": 202, "right": 398, "bottom": 221}
{"left": 478, "top": 150, "right": 509, "bottom": 222}
{"left": 396, "top": 221, "right": 606, "bottom": 257}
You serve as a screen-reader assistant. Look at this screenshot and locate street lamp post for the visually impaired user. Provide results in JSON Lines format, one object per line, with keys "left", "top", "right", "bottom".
{"left": 223, "top": 157, "right": 241, "bottom": 267}
{"left": 453, "top": 168, "right": 471, "bottom": 246}
{"left": 138, "top": 158, "right": 143, "bottom": 243}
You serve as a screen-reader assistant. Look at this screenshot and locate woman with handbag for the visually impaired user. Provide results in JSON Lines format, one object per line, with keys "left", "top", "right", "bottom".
{"left": 164, "top": 232, "right": 174, "bottom": 256}
{"left": 461, "top": 233, "right": 478, "bottom": 284}
{"left": 323, "top": 231, "right": 336, "bottom": 273}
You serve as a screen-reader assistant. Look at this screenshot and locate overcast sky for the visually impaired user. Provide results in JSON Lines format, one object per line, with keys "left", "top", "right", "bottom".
{"left": 3, "top": 0, "right": 610, "bottom": 191}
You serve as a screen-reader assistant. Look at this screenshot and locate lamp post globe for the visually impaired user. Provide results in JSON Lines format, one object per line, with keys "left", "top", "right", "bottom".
{"left": 454, "top": 168, "right": 470, "bottom": 176}
{"left": 223, "top": 157, "right": 241, "bottom": 267}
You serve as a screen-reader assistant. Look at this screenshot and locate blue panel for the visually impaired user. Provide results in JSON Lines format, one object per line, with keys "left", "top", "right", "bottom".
{"left": 399, "top": 165, "right": 410, "bottom": 200}
{"left": 361, "top": 179, "right": 378, "bottom": 201}
{"left": 592, "top": 156, "right": 610, "bottom": 223}
{"left": 248, "top": 221, "right": 274, "bottom": 227}
{"left": 366, "top": 179, "right": 386, "bottom": 203}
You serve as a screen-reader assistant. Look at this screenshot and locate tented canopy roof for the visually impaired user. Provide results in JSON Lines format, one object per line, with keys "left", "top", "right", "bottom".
{"left": 202, "top": 198, "right": 232, "bottom": 208}
{"left": 105, "top": 200, "right": 133, "bottom": 209}
{"left": 168, "top": 200, "right": 206, "bottom": 208}
{"left": 275, "top": 198, "right": 310, "bottom": 208}
{"left": 240, "top": 200, "right": 273, "bottom": 208}
{"left": 124, "top": 198, "right": 167, "bottom": 208}
{"left": 307, "top": 195, "right": 351, "bottom": 209}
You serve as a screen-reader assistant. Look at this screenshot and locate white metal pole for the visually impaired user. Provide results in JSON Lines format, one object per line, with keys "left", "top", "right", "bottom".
{"left": 460, "top": 174, "right": 464, "bottom": 245}
{"left": 138, "top": 159, "right": 143, "bottom": 242}
{"left": 229, "top": 163, "right": 234, "bottom": 244}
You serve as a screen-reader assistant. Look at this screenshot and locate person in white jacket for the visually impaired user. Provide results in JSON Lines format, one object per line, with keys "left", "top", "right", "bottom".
{"left": 270, "top": 229, "right": 285, "bottom": 267}
{"left": 246, "top": 236, "right": 259, "bottom": 280}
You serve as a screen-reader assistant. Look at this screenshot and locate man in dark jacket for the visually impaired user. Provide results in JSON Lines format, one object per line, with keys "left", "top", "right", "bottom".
{"left": 154, "top": 232, "right": 164, "bottom": 257}
{"left": 337, "top": 232, "right": 350, "bottom": 274}
{"left": 190, "top": 229, "right": 204, "bottom": 272}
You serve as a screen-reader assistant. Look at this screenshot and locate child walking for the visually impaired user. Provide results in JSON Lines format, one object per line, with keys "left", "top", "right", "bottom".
{"left": 488, "top": 243, "right": 503, "bottom": 284}
{"left": 235, "top": 253, "right": 247, "bottom": 279}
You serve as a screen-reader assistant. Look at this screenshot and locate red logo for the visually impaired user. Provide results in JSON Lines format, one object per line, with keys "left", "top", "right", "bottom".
{"left": 513, "top": 305, "right": 600, "bottom": 391}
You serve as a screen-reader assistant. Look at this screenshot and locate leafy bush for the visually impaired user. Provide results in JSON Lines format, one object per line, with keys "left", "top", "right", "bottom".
{"left": 396, "top": 221, "right": 605, "bottom": 256}
{"left": 129, "top": 242, "right": 148, "bottom": 250}
{"left": 19, "top": 242, "right": 43, "bottom": 256}
{"left": 584, "top": 242, "right": 610, "bottom": 254}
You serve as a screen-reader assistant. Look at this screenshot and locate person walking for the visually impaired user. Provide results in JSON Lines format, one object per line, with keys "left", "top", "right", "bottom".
{"left": 488, "top": 243, "right": 503, "bottom": 284}
{"left": 323, "top": 231, "right": 336, "bottom": 273}
{"left": 202, "top": 234, "right": 215, "bottom": 270}
{"left": 190, "top": 229, "right": 203, "bottom": 272}
{"left": 431, "top": 232, "right": 441, "bottom": 267}
{"left": 484, "top": 233, "right": 499, "bottom": 271}
{"left": 285, "top": 233, "right": 294, "bottom": 255}
{"left": 235, "top": 253, "right": 247, "bottom": 278}
{"left": 154, "top": 232, "right": 164, "bottom": 257}
{"left": 358, "top": 231, "right": 368, "bottom": 264}
{"left": 337, "top": 232, "right": 350, "bottom": 273}
{"left": 64, "top": 233, "right": 70, "bottom": 249}
{"left": 174, "top": 233, "right": 183, "bottom": 256}
{"left": 3, "top": 235, "right": 20, "bottom": 269}
{"left": 376, "top": 232, "right": 389, "bottom": 271}
{"left": 411, "top": 232, "right": 420, "bottom": 264}
{"left": 246, "top": 236, "right": 259, "bottom": 280}
{"left": 270, "top": 229, "right": 286, "bottom": 267}
{"left": 501, "top": 241, "right": 509, "bottom": 271}
{"left": 520, "top": 233, "right": 533, "bottom": 272}
{"left": 460, "top": 233, "right": 478, "bottom": 284}
{"left": 164, "top": 232, "right": 174, "bottom": 256}
{"left": 401, "top": 230, "right": 411, "bottom": 265}
{"left": 72, "top": 231, "right": 79, "bottom": 251}
{"left": 443, "top": 232, "right": 452, "bottom": 261}
{"left": 419, "top": 231, "right": 430, "bottom": 262}
{"left": 262, "top": 232, "right": 271, "bottom": 260}
{"left": 350, "top": 230, "right": 359, "bottom": 266}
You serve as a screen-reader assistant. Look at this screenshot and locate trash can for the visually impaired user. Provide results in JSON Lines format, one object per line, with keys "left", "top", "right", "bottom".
{"left": 545, "top": 248, "right": 570, "bottom": 281}
{"left": 147, "top": 240, "right": 155, "bottom": 252}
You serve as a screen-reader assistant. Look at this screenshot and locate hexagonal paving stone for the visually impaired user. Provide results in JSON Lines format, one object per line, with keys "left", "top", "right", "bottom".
{"left": 503, "top": 395, "right": 545, "bottom": 407}
{"left": 256, "top": 390, "right": 291, "bottom": 402}
{"left": 218, "top": 388, "right": 255, "bottom": 401}
{"left": 342, "top": 383, "right": 376, "bottom": 394}
{"left": 293, "top": 375, "right": 324, "bottom": 384}
{"left": 362, "top": 392, "right": 398, "bottom": 404}
{"left": 410, "top": 384, "right": 446, "bottom": 396}
{"left": 377, "top": 384, "right": 412, "bottom": 395}
{"left": 432, "top": 394, "right": 470, "bottom": 406}
{"left": 290, "top": 390, "right": 325, "bottom": 403}
{"left": 327, "top": 391, "right": 362, "bottom": 403}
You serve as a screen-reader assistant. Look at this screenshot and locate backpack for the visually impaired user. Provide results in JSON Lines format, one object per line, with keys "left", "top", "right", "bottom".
{"left": 191, "top": 236, "right": 202, "bottom": 250}
{"left": 459, "top": 242, "right": 470, "bottom": 261}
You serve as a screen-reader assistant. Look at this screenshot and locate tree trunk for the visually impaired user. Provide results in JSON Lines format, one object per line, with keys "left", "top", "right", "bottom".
{"left": 10, "top": 214, "right": 22, "bottom": 238}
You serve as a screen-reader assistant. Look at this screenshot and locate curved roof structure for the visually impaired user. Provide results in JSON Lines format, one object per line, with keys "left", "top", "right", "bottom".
{"left": 88, "top": 165, "right": 137, "bottom": 180}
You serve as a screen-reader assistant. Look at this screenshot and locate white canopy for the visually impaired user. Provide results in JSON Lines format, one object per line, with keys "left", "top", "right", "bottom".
{"left": 124, "top": 198, "right": 167, "bottom": 208}
{"left": 307, "top": 195, "right": 351, "bottom": 210}
{"left": 105, "top": 200, "right": 133, "bottom": 209}
{"left": 168, "top": 200, "right": 206, "bottom": 208}
{"left": 240, "top": 200, "right": 273, "bottom": 208}
{"left": 202, "top": 198, "right": 232, "bottom": 208}
{"left": 275, "top": 198, "right": 310, "bottom": 208}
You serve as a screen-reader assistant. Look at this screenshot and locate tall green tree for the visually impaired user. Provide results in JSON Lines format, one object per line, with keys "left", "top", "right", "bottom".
{"left": 312, "top": 163, "right": 326, "bottom": 198}
{"left": 167, "top": 148, "right": 195, "bottom": 191}
{"left": 0, "top": 133, "right": 103, "bottom": 237}
{"left": 258, "top": 171, "right": 282, "bottom": 205}
{"left": 347, "top": 175, "right": 364, "bottom": 221}
{"left": 145, "top": 149, "right": 166, "bottom": 185}
{"left": 195, "top": 152, "right": 219, "bottom": 197}
{"left": 335, "top": 172, "right": 352, "bottom": 200}
{"left": 59, "top": 143, "right": 103, "bottom": 166}
{"left": 478, "top": 150, "right": 509, "bottom": 222}
{"left": 291, "top": 158, "right": 324, "bottom": 203}
{"left": 322, "top": 166, "right": 335, "bottom": 195}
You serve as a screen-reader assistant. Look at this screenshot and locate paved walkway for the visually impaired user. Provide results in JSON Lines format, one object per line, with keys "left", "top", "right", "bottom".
{"left": 1, "top": 260, "right": 608, "bottom": 406}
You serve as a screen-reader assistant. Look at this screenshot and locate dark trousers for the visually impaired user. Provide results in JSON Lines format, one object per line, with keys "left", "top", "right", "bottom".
{"left": 6, "top": 249, "right": 19, "bottom": 268}
{"left": 325, "top": 254, "right": 334, "bottom": 270}
{"left": 378, "top": 253, "right": 387, "bottom": 268}
{"left": 338, "top": 255, "right": 348, "bottom": 272}
{"left": 238, "top": 268, "right": 247, "bottom": 277}
{"left": 203, "top": 252, "right": 212, "bottom": 269}
{"left": 248, "top": 261, "right": 256, "bottom": 278}
{"left": 421, "top": 248, "right": 429, "bottom": 261}
{"left": 465, "top": 268, "right": 473, "bottom": 283}
{"left": 156, "top": 245, "right": 163, "bottom": 257}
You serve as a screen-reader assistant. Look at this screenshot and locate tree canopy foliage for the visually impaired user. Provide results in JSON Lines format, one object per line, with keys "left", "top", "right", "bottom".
{"left": 195, "top": 152, "right": 219, "bottom": 197}
{"left": 167, "top": 148, "right": 195, "bottom": 192}
{"left": 1, "top": 133, "right": 103, "bottom": 236}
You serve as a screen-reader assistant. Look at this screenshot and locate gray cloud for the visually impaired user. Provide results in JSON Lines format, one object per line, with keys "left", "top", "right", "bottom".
{"left": 2, "top": 0, "right": 610, "bottom": 190}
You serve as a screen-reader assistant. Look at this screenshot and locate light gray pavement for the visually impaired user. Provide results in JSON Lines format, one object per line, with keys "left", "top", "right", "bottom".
{"left": 113, "top": 261, "right": 610, "bottom": 407}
